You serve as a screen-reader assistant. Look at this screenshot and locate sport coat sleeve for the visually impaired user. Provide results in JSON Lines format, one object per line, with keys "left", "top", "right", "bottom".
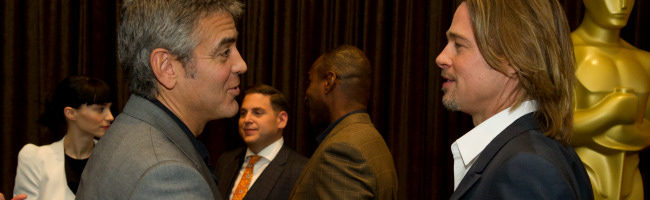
{"left": 479, "top": 153, "right": 579, "bottom": 199}
{"left": 129, "top": 161, "right": 214, "bottom": 200}
{"left": 312, "top": 142, "right": 375, "bottom": 199}
{"left": 13, "top": 144, "right": 41, "bottom": 199}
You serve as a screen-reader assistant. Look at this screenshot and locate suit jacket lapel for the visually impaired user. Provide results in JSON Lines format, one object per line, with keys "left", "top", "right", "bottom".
{"left": 221, "top": 148, "right": 246, "bottom": 199}
{"left": 450, "top": 113, "right": 539, "bottom": 200}
{"left": 245, "top": 144, "right": 290, "bottom": 200}
{"left": 122, "top": 95, "right": 220, "bottom": 196}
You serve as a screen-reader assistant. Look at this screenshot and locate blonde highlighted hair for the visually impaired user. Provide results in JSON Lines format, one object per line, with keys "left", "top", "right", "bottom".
{"left": 464, "top": 0, "right": 575, "bottom": 144}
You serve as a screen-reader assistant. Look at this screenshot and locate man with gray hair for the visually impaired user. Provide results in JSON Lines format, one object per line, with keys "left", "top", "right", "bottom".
{"left": 76, "top": 0, "right": 246, "bottom": 199}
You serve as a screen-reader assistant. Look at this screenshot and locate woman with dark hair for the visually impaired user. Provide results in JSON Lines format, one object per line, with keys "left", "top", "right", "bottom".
{"left": 13, "top": 76, "right": 114, "bottom": 200}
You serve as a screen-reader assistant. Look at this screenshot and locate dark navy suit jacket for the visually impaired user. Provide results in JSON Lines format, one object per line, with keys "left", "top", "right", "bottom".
{"left": 215, "top": 144, "right": 307, "bottom": 200}
{"left": 450, "top": 113, "right": 594, "bottom": 200}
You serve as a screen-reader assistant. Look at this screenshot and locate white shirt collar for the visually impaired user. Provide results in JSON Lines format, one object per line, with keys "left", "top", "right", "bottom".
{"left": 229, "top": 137, "right": 284, "bottom": 199}
{"left": 454, "top": 100, "right": 537, "bottom": 167}
{"left": 245, "top": 137, "right": 284, "bottom": 161}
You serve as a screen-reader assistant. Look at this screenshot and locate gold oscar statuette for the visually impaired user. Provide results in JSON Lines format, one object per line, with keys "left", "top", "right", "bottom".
{"left": 572, "top": 0, "right": 650, "bottom": 199}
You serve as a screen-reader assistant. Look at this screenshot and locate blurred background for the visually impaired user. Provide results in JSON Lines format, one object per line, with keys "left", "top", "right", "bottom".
{"left": 2, "top": 0, "right": 649, "bottom": 199}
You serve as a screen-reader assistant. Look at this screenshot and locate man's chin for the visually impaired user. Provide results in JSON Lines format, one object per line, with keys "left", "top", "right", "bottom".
{"left": 442, "top": 98, "right": 460, "bottom": 111}
{"left": 243, "top": 138, "right": 257, "bottom": 144}
{"left": 221, "top": 103, "right": 240, "bottom": 118}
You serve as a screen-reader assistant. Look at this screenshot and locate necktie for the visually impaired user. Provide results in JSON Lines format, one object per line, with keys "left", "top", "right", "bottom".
{"left": 232, "top": 155, "right": 261, "bottom": 200}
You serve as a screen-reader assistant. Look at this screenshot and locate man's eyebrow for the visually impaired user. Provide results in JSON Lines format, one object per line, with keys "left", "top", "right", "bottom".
{"left": 219, "top": 37, "right": 237, "bottom": 47}
{"left": 446, "top": 31, "right": 471, "bottom": 44}
{"left": 210, "top": 37, "right": 237, "bottom": 56}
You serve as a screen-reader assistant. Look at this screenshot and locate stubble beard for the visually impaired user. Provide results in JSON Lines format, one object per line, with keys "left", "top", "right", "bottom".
{"left": 442, "top": 89, "right": 460, "bottom": 111}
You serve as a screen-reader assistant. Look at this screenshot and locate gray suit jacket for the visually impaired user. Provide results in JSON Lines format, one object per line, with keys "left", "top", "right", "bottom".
{"left": 450, "top": 113, "right": 593, "bottom": 200}
{"left": 215, "top": 144, "right": 307, "bottom": 200}
{"left": 76, "top": 95, "right": 221, "bottom": 200}
{"left": 290, "top": 113, "right": 398, "bottom": 200}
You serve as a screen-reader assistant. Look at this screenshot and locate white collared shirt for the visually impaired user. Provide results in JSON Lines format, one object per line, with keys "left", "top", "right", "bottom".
{"left": 229, "top": 137, "right": 284, "bottom": 199}
{"left": 451, "top": 100, "right": 538, "bottom": 190}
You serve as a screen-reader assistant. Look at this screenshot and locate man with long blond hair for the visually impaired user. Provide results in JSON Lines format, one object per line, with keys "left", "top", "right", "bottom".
{"left": 436, "top": 0, "right": 593, "bottom": 199}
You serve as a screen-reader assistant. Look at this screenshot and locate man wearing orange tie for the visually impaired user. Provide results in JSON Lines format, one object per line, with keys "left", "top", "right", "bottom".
{"left": 215, "top": 84, "right": 307, "bottom": 200}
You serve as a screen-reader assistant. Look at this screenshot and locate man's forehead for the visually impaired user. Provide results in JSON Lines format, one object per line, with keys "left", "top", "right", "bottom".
{"left": 453, "top": 2, "right": 470, "bottom": 23}
{"left": 201, "top": 11, "right": 236, "bottom": 27}
{"left": 447, "top": 2, "right": 474, "bottom": 43}
{"left": 315, "top": 55, "right": 327, "bottom": 66}
{"left": 242, "top": 93, "right": 272, "bottom": 107}
{"left": 194, "top": 11, "right": 238, "bottom": 40}
{"left": 308, "top": 57, "right": 326, "bottom": 76}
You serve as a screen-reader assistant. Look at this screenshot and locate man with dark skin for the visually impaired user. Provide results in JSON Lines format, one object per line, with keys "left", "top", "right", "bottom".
{"left": 290, "top": 45, "right": 398, "bottom": 200}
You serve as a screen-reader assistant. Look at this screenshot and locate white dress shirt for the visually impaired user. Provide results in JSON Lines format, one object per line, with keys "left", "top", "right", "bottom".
{"left": 451, "top": 100, "right": 537, "bottom": 190}
{"left": 229, "top": 137, "right": 284, "bottom": 199}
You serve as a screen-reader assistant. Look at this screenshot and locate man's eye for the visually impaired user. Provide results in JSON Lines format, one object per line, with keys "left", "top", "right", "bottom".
{"left": 219, "top": 49, "right": 231, "bottom": 57}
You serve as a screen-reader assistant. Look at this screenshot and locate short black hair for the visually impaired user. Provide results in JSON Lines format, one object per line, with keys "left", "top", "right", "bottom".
{"left": 313, "top": 45, "right": 372, "bottom": 105}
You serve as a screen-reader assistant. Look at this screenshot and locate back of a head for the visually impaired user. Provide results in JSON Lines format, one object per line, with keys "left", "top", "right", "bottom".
{"left": 244, "top": 84, "right": 289, "bottom": 114}
{"left": 463, "top": 0, "right": 575, "bottom": 143}
{"left": 118, "top": 0, "right": 244, "bottom": 99}
{"left": 39, "top": 76, "right": 112, "bottom": 139}
{"left": 315, "top": 45, "right": 373, "bottom": 106}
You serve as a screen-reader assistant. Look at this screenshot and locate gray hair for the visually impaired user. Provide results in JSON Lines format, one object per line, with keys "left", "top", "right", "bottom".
{"left": 118, "top": 0, "right": 244, "bottom": 99}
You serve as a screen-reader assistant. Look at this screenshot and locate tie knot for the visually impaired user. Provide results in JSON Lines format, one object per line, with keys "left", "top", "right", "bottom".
{"left": 248, "top": 155, "right": 261, "bottom": 165}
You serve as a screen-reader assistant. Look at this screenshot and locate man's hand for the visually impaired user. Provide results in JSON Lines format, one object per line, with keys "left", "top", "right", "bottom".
{"left": 0, "top": 193, "right": 27, "bottom": 200}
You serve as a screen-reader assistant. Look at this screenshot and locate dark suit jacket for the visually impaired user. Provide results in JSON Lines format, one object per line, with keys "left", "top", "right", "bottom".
{"left": 290, "top": 113, "right": 398, "bottom": 200}
{"left": 215, "top": 144, "right": 307, "bottom": 200}
{"left": 451, "top": 113, "right": 593, "bottom": 200}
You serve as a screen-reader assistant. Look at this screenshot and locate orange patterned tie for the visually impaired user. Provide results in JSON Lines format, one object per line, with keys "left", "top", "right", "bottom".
{"left": 232, "top": 155, "right": 261, "bottom": 200}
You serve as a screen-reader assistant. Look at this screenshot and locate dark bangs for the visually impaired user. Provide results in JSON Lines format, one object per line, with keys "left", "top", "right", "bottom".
{"left": 39, "top": 76, "right": 112, "bottom": 138}
{"left": 75, "top": 77, "right": 112, "bottom": 106}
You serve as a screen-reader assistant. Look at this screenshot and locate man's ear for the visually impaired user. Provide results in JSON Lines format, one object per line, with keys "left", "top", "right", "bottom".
{"left": 276, "top": 111, "right": 288, "bottom": 129}
{"left": 63, "top": 107, "right": 76, "bottom": 121}
{"left": 323, "top": 71, "right": 337, "bottom": 94}
{"left": 150, "top": 48, "right": 177, "bottom": 89}
{"left": 502, "top": 61, "right": 518, "bottom": 78}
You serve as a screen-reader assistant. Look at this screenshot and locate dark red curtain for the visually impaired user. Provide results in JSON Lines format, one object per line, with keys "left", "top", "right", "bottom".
{"left": 2, "top": 0, "right": 649, "bottom": 199}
